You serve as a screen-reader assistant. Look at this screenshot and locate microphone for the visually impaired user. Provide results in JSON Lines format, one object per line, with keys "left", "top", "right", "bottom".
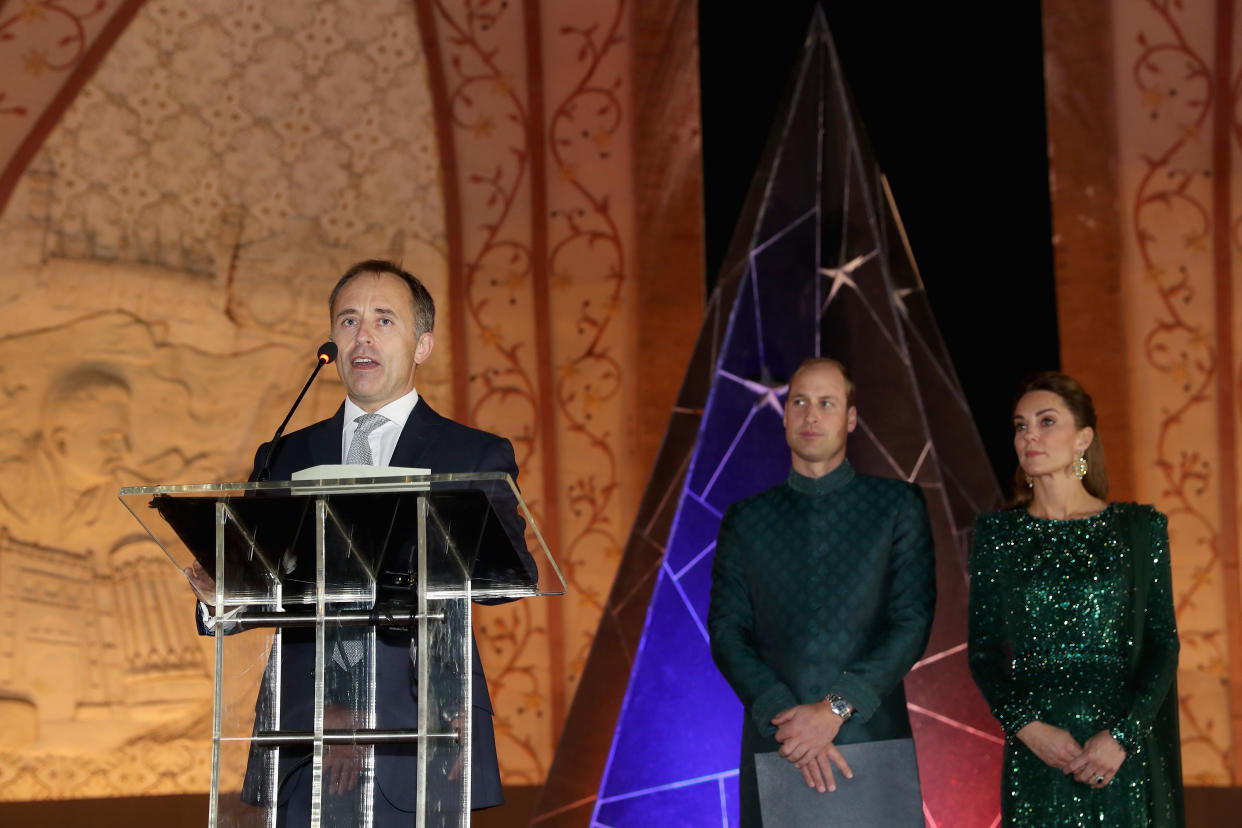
{"left": 255, "top": 341, "right": 338, "bottom": 482}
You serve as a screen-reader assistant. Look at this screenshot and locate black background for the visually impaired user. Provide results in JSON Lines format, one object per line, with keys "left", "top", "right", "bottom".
{"left": 699, "top": 0, "right": 1058, "bottom": 485}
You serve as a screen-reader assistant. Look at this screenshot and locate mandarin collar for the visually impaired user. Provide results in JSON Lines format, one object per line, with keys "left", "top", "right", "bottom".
{"left": 787, "top": 459, "right": 855, "bottom": 495}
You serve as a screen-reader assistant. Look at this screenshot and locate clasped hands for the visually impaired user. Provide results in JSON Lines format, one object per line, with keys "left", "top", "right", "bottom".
{"left": 772, "top": 701, "right": 854, "bottom": 794}
{"left": 1016, "top": 720, "right": 1125, "bottom": 788}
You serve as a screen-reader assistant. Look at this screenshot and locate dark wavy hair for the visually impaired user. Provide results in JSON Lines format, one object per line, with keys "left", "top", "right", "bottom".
{"left": 1009, "top": 371, "right": 1108, "bottom": 507}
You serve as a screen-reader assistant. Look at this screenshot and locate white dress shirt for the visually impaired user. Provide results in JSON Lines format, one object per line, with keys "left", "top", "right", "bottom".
{"left": 199, "top": 388, "right": 425, "bottom": 632}
{"left": 341, "top": 388, "right": 420, "bottom": 467}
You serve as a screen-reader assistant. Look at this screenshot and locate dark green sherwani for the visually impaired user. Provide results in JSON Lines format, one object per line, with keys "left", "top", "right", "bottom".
{"left": 708, "top": 461, "right": 936, "bottom": 827}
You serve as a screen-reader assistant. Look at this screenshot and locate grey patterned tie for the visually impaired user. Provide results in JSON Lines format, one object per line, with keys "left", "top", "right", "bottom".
{"left": 345, "top": 413, "right": 388, "bottom": 465}
{"left": 335, "top": 413, "right": 387, "bottom": 670}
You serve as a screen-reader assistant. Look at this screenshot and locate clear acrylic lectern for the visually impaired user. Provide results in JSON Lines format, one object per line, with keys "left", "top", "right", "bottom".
{"left": 119, "top": 472, "right": 563, "bottom": 828}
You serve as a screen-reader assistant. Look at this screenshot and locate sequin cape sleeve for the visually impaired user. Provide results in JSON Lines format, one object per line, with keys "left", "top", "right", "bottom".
{"left": 967, "top": 511, "right": 1039, "bottom": 735}
{"left": 1111, "top": 505, "right": 1180, "bottom": 754}
{"left": 708, "top": 501, "right": 799, "bottom": 736}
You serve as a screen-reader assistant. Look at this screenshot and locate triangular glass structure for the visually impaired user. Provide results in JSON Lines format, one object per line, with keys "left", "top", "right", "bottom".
{"left": 534, "top": 10, "right": 1005, "bottom": 827}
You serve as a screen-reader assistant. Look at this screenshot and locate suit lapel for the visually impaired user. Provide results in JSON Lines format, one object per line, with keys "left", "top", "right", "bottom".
{"left": 310, "top": 405, "right": 346, "bottom": 466}
{"left": 389, "top": 398, "right": 442, "bottom": 470}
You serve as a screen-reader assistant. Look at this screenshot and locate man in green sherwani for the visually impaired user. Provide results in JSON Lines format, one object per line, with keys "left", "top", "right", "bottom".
{"left": 708, "top": 357, "right": 936, "bottom": 826}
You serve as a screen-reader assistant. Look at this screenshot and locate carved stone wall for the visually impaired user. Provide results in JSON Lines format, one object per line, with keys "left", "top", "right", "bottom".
{"left": 0, "top": 0, "right": 449, "bottom": 801}
{"left": 0, "top": 0, "right": 691, "bottom": 802}
{"left": 1044, "top": 0, "right": 1242, "bottom": 785}
{"left": 0, "top": 0, "right": 148, "bottom": 212}
{"left": 417, "top": 0, "right": 641, "bottom": 783}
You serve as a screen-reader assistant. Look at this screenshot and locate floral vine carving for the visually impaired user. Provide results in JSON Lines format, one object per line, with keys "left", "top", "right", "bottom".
{"left": 1131, "top": 0, "right": 1229, "bottom": 782}
{"left": 430, "top": 0, "right": 633, "bottom": 780}
{"left": 432, "top": 0, "right": 548, "bottom": 779}
{"left": 435, "top": 0, "right": 539, "bottom": 457}
{"left": 0, "top": 0, "right": 109, "bottom": 116}
{"left": 546, "top": 0, "right": 627, "bottom": 683}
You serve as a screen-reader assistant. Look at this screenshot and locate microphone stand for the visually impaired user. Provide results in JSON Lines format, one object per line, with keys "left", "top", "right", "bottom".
{"left": 256, "top": 342, "right": 337, "bottom": 482}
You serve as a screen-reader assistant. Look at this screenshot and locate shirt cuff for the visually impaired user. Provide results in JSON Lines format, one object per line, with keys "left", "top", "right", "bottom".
{"left": 1109, "top": 718, "right": 1144, "bottom": 754}
{"left": 197, "top": 601, "right": 242, "bottom": 636}
{"left": 995, "top": 701, "right": 1038, "bottom": 737}
{"left": 751, "top": 683, "right": 799, "bottom": 736}
{"left": 829, "top": 672, "right": 881, "bottom": 723}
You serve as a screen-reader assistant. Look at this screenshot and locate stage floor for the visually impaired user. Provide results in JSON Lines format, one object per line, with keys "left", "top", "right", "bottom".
{"left": 0, "top": 784, "right": 1234, "bottom": 825}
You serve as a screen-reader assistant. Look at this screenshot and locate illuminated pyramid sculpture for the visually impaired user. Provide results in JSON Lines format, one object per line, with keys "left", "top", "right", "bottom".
{"left": 533, "top": 9, "right": 1005, "bottom": 827}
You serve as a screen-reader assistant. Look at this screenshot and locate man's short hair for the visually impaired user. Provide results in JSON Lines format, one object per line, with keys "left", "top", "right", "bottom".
{"left": 789, "top": 357, "right": 856, "bottom": 408}
{"left": 329, "top": 259, "right": 435, "bottom": 337}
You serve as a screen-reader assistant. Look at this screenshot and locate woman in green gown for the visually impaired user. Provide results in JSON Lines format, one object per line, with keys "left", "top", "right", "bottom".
{"left": 968, "top": 372, "right": 1184, "bottom": 826}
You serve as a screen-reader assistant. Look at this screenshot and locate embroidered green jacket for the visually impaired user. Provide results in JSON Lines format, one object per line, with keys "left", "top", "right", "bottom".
{"left": 708, "top": 461, "right": 936, "bottom": 823}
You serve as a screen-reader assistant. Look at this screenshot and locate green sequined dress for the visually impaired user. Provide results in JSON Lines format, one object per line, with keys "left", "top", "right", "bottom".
{"left": 968, "top": 503, "right": 1184, "bottom": 827}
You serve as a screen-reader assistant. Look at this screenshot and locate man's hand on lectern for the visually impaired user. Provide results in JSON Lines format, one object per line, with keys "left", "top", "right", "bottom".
{"left": 184, "top": 561, "right": 216, "bottom": 603}
{"left": 324, "top": 705, "right": 364, "bottom": 795}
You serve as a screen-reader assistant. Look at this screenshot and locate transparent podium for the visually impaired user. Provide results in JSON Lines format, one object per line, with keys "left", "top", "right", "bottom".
{"left": 119, "top": 472, "right": 563, "bottom": 828}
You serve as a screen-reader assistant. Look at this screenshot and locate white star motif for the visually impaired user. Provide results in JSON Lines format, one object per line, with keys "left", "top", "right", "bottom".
{"left": 893, "top": 286, "right": 918, "bottom": 317}
{"left": 718, "top": 369, "right": 787, "bottom": 417}
{"left": 819, "top": 249, "right": 879, "bottom": 314}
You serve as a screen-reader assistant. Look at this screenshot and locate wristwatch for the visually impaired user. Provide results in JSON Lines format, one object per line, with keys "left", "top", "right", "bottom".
{"left": 825, "top": 694, "right": 853, "bottom": 721}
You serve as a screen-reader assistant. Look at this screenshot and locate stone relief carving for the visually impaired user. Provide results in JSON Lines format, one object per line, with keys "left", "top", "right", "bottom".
{"left": 0, "top": 304, "right": 319, "bottom": 798}
{"left": 0, "top": 0, "right": 644, "bottom": 800}
{"left": 0, "top": 0, "right": 452, "bottom": 800}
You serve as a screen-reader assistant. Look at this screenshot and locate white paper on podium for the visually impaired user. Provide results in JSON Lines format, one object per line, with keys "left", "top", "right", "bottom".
{"left": 291, "top": 464, "right": 430, "bottom": 481}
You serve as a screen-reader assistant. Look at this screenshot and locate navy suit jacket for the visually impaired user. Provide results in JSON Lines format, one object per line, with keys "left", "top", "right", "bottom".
{"left": 250, "top": 397, "right": 535, "bottom": 813}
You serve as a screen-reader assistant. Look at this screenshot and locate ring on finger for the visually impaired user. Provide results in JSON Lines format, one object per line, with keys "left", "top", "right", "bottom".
{"left": 1094, "top": 775, "right": 1105, "bottom": 785}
